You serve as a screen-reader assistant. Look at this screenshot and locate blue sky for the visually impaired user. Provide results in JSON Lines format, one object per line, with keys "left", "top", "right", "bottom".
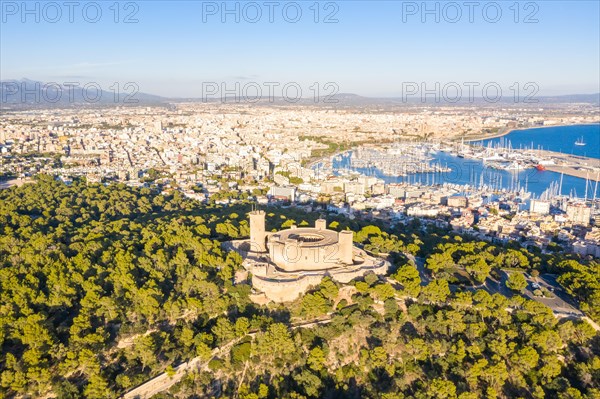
{"left": 1, "top": 1, "right": 599, "bottom": 97}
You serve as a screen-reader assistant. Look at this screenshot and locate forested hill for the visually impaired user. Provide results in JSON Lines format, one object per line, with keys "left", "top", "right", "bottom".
{"left": 0, "top": 177, "right": 599, "bottom": 399}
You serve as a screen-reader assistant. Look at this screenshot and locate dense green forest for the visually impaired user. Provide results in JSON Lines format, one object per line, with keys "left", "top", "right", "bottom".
{"left": 0, "top": 177, "right": 599, "bottom": 398}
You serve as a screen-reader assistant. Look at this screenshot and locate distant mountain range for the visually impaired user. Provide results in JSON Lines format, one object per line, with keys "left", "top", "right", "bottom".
{"left": 0, "top": 79, "right": 165, "bottom": 108}
{"left": 532, "top": 93, "right": 600, "bottom": 104}
{"left": 1, "top": 79, "right": 598, "bottom": 109}
{"left": 308, "top": 92, "right": 600, "bottom": 106}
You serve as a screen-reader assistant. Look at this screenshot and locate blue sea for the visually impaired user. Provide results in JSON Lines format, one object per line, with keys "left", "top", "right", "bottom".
{"left": 329, "top": 124, "right": 600, "bottom": 199}
{"left": 479, "top": 124, "right": 600, "bottom": 159}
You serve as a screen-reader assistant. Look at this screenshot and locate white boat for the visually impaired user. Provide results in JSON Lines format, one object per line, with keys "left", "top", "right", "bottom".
{"left": 503, "top": 161, "right": 523, "bottom": 171}
{"left": 483, "top": 154, "right": 505, "bottom": 162}
{"left": 575, "top": 137, "right": 586, "bottom": 146}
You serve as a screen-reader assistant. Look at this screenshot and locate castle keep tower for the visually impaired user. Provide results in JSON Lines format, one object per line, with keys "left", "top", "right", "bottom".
{"left": 338, "top": 230, "right": 354, "bottom": 265}
{"left": 249, "top": 210, "right": 266, "bottom": 252}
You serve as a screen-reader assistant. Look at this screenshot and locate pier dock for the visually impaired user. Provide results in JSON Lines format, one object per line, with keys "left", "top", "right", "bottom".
{"left": 533, "top": 150, "right": 600, "bottom": 182}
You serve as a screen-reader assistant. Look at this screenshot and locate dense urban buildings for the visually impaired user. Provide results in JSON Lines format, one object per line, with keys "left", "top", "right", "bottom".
{"left": 2, "top": 103, "right": 598, "bottom": 258}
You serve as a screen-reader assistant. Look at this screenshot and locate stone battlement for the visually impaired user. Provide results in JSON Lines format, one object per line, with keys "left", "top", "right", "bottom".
{"left": 232, "top": 214, "right": 390, "bottom": 302}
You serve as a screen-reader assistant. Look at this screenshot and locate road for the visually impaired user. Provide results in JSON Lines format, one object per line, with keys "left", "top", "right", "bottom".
{"left": 406, "top": 253, "right": 594, "bottom": 329}
{"left": 122, "top": 340, "right": 238, "bottom": 399}
{"left": 467, "top": 270, "right": 520, "bottom": 298}
{"left": 121, "top": 317, "right": 333, "bottom": 399}
{"left": 524, "top": 273, "right": 584, "bottom": 317}
{"left": 450, "top": 268, "right": 583, "bottom": 318}
{"left": 406, "top": 254, "right": 430, "bottom": 285}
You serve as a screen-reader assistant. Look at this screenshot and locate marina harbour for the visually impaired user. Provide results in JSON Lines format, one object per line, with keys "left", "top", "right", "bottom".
{"left": 479, "top": 124, "right": 600, "bottom": 160}
{"left": 319, "top": 133, "right": 600, "bottom": 199}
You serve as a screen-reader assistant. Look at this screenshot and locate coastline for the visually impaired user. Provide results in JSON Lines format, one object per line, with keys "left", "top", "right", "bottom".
{"left": 467, "top": 123, "right": 600, "bottom": 184}
{"left": 545, "top": 165, "right": 600, "bottom": 182}
{"left": 307, "top": 149, "right": 352, "bottom": 170}
{"left": 532, "top": 149, "right": 600, "bottom": 182}
{"left": 464, "top": 122, "right": 600, "bottom": 143}
{"left": 307, "top": 123, "right": 600, "bottom": 192}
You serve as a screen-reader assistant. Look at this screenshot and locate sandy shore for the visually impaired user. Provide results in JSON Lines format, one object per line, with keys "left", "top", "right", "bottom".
{"left": 464, "top": 126, "right": 513, "bottom": 142}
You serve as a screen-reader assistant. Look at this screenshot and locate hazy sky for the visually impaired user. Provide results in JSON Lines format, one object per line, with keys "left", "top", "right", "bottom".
{"left": 2, "top": 1, "right": 599, "bottom": 98}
